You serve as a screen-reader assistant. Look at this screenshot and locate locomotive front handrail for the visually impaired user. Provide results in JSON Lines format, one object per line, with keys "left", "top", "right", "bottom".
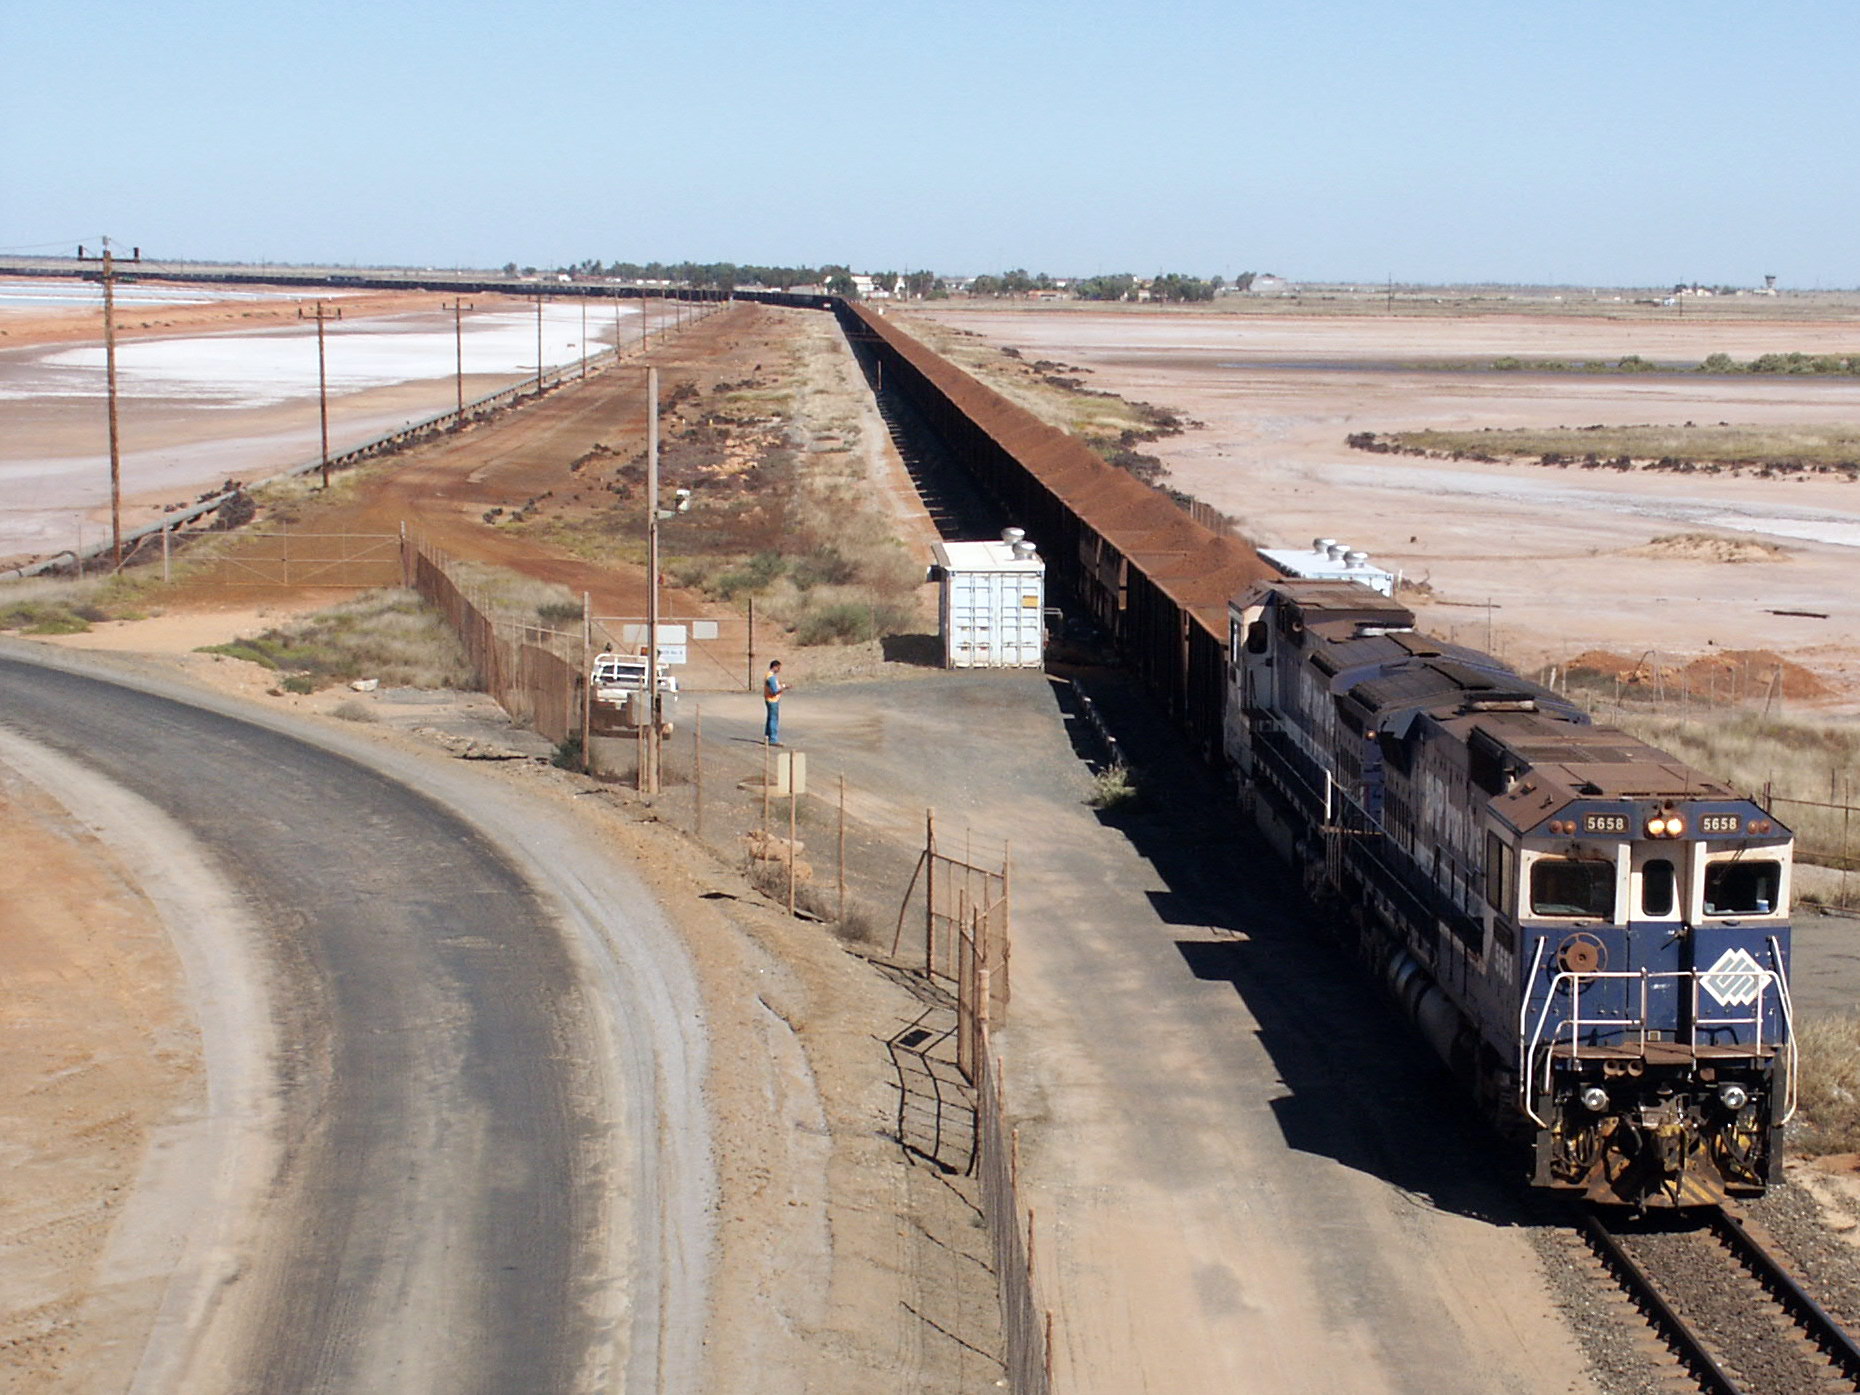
{"left": 1519, "top": 938, "right": 1553, "bottom": 1125}
{"left": 1770, "top": 935, "right": 1800, "bottom": 1122}
{"left": 1520, "top": 959, "right": 1789, "bottom": 1121}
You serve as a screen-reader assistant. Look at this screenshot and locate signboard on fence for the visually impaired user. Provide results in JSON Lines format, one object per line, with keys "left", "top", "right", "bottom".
{"left": 619, "top": 623, "right": 698, "bottom": 665}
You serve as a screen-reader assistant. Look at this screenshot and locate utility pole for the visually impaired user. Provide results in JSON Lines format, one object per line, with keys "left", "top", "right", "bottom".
{"left": 77, "top": 239, "right": 140, "bottom": 568}
{"left": 645, "top": 365, "right": 662, "bottom": 794}
{"left": 298, "top": 301, "right": 342, "bottom": 487}
{"left": 534, "top": 295, "right": 544, "bottom": 394}
{"left": 442, "top": 298, "right": 473, "bottom": 416}
{"left": 579, "top": 294, "right": 588, "bottom": 380}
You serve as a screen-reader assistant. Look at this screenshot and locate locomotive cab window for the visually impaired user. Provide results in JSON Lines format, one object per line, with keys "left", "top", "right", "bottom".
{"left": 1703, "top": 860, "right": 1782, "bottom": 917}
{"left": 1640, "top": 859, "right": 1676, "bottom": 918}
{"left": 1484, "top": 831, "right": 1516, "bottom": 916}
{"left": 1246, "top": 619, "right": 1270, "bottom": 654}
{"left": 1529, "top": 857, "right": 1616, "bottom": 919}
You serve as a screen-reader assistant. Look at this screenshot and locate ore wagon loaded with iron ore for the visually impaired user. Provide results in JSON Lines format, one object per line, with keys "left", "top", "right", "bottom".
{"left": 1225, "top": 578, "right": 1795, "bottom": 1208}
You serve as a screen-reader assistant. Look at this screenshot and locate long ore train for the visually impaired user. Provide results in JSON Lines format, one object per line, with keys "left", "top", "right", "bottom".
{"left": 826, "top": 300, "right": 1793, "bottom": 1210}
{"left": 1224, "top": 574, "right": 1795, "bottom": 1207}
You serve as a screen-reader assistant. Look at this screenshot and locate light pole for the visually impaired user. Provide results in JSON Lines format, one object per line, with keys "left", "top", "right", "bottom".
{"left": 534, "top": 294, "right": 544, "bottom": 394}
{"left": 645, "top": 364, "right": 661, "bottom": 794}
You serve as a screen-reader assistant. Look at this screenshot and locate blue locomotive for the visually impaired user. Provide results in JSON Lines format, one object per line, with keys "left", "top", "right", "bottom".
{"left": 1225, "top": 577, "right": 1795, "bottom": 1207}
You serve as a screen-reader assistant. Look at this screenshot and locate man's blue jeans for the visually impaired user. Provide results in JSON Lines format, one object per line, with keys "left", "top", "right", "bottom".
{"left": 765, "top": 701, "right": 780, "bottom": 743}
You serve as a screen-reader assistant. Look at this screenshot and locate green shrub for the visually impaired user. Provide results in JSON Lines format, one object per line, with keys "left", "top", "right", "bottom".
{"left": 715, "top": 551, "right": 787, "bottom": 599}
{"left": 792, "top": 546, "right": 857, "bottom": 590}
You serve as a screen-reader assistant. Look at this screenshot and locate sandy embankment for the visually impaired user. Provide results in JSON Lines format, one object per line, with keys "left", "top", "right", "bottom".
{"left": 0, "top": 764, "right": 201, "bottom": 1392}
{"left": 908, "top": 305, "right": 1860, "bottom": 701}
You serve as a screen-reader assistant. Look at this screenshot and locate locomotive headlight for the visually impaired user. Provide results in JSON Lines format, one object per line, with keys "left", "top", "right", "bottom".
{"left": 1719, "top": 1083, "right": 1750, "bottom": 1112}
{"left": 1578, "top": 1085, "right": 1611, "bottom": 1112}
{"left": 1665, "top": 815, "right": 1686, "bottom": 837}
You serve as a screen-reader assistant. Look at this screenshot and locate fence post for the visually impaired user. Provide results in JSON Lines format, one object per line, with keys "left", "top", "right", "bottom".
{"left": 787, "top": 777, "right": 798, "bottom": 918}
{"left": 925, "top": 808, "right": 937, "bottom": 979}
{"left": 694, "top": 705, "right": 704, "bottom": 840}
{"left": 1000, "top": 842, "right": 1012, "bottom": 1009}
{"left": 747, "top": 598, "right": 756, "bottom": 691}
{"left": 762, "top": 739, "right": 772, "bottom": 840}
{"left": 580, "top": 593, "right": 592, "bottom": 772}
{"left": 838, "top": 773, "right": 847, "bottom": 925}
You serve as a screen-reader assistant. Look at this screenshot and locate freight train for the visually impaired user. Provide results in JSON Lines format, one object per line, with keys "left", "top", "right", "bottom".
{"left": 1224, "top": 576, "right": 1795, "bottom": 1207}
{"left": 827, "top": 301, "right": 1795, "bottom": 1207}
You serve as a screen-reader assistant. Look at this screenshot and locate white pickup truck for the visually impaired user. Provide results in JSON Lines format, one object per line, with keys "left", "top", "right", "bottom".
{"left": 590, "top": 653, "right": 678, "bottom": 732}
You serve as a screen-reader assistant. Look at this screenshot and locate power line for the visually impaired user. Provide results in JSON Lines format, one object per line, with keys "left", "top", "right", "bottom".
{"left": 0, "top": 236, "right": 106, "bottom": 254}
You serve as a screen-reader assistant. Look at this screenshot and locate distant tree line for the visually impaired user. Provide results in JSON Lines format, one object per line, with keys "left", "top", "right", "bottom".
{"left": 968, "top": 268, "right": 1052, "bottom": 296}
{"left": 493, "top": 256, "right": 1261, "bottom": 304}
{"left": 975, "top": 270, "right": 1259, "bottom": 301}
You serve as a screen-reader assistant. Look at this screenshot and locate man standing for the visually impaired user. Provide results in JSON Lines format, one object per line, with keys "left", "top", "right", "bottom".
{"left": 764, "top": 659, "right": 786, "bottom": 745}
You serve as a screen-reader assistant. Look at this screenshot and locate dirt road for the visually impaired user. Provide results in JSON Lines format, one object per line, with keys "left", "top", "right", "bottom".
{"left": 0, "top": 644, "right": 712, "bottom": 1393}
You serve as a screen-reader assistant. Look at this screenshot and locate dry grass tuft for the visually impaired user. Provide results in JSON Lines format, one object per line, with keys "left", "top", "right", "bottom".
{"left": 199, "top": 588, "right": 474, "bottom": 692}
{"left": 1086, "top": 765, "right": 1139, "bottom": 810}
{"left": 0, "top": 573, "right": 159, "bottom": 633}
{"left": 1631, "top": 532, "right": 1790, "bottom": 563}
{"left": 1599, "top": 706, "right": 1860, "bottom": 890}
{"left": 445, "top": 563, "right": 583, "bottom": 630}
{"left": 1792, "top": 1015, "right": 1860, "bottom": 1155}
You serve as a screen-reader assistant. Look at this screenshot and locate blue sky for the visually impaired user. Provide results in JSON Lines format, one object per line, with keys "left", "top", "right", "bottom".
{"left": 5, "top": 0, "right": 1855, "bottom": 286}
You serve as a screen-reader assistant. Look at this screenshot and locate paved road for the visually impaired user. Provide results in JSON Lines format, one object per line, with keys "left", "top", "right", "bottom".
{"left": 0, "top": 649, "right": 709, "bottom": 1394}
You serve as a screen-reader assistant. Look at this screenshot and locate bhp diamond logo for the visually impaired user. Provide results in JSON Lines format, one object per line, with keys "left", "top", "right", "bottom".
{"left": 1700, "top": 947, "right": 1768, "bottom": 1008}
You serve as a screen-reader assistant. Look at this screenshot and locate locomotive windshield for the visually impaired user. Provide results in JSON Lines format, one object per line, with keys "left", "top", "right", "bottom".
{"left": 1641, "top": 859, "right": 1676, "bottom": 917}
{"left": 1530, "top": 857, "right": 1616, "bottom": 919}
{"left": 1704, "top": 860, "right": 1782, "bottom": 916}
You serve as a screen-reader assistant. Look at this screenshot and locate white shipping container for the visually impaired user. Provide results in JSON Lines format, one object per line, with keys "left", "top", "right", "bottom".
{"left": 933, "top": 534, "right": 1046, "bottom": 668}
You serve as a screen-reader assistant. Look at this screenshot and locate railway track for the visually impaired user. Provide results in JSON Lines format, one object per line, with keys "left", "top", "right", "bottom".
{"left": 1576, "top": 1204, "right": 1860, "bottom": 1393}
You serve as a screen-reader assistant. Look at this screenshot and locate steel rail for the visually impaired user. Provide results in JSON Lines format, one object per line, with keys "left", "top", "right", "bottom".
{"left": 1578, "top": 1211, "right": 1746, "bottom": 1395}
{"left": 1708, "top": 1206, "right": 1860, "bottom": 1382}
